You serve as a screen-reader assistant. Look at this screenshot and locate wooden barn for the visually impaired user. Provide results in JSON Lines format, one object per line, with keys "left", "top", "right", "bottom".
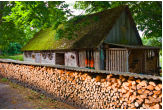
{"left": 21, "top": 5, "right": 160, "bottom": 75}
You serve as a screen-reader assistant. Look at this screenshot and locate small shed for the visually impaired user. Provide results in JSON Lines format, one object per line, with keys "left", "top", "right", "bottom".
{"left": 21, "top": 5, "right": 160, "bottom": 75}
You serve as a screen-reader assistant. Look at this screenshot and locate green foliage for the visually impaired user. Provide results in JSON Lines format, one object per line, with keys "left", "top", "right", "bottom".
{"left": 0, "top": 1, "right": 161, "bottom": 49}
{"left": 73, "top": 1, "right": 111, "bottom": 14}
{"left": 0, "top": 1, "right": 72, "bottom": 48}
{"left": 74, "top": 1, "right": 162, "bottom": 38}
{"left": 2, "top": 42, "right": 23, "bottom": 55}
{"left": 1, "top": 78, "right": 8, "bottom": 82}
{"left": 141, "top": 37, "right": 162, "bottom": 55}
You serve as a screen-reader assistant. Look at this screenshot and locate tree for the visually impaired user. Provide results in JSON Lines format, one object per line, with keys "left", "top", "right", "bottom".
{"left": 73, "top": 1, "right": 162, "bottom": 38}
{"left": 141, "top": 37, "right": 162, "bottom": 55}
{"left": 0, "top": 1, "right": 72, "bottom": 51}
{"left": 0, "top": 1, "right": 162, "bottom": 52}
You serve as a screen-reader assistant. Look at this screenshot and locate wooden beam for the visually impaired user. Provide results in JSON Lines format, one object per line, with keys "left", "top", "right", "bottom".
{"left": 106, "top": 50, "right": 108, "bottom": 70}
{"left": 126, "top": 49, "right": 129, "bottom": 72}
{"left": 122, "top": 50, "right": 124, "bottom": 72}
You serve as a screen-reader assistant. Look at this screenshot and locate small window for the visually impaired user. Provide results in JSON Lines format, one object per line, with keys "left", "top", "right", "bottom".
{"left": 32, "top": 54, "right": 35, "bottom": 59}
{"left": 56, "top": 53, "right": 65, "bottom": 65}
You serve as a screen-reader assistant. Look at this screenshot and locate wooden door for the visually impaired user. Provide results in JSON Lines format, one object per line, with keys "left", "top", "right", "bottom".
{"left": 35, "top": 53, "right": 41, "bottom": 63}
{"left": 106, "top": 48, "right": 128, "bottom": 72}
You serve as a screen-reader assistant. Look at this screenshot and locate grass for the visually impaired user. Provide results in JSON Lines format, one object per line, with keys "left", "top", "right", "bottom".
{"left": 1, "top": 78, "right": 8, "bottom": 82}
{"left": 0, "top": 54, "right": 23, "bottom": 61}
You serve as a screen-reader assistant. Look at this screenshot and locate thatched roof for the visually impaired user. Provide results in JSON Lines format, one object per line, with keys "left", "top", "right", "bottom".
{"left": 21, "top": 5, "right": 140, "bottom": 51}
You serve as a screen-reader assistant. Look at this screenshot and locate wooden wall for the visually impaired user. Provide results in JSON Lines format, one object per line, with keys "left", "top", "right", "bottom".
{"left": 104, "top": 10, "right": 140, "bottom": 45}
{"left": 41, "top": 53, "right": 55, "bottom": 64}
{"left": 23, "top": 52, "right": 35, "bottom": 63}
{"left": 24, "top": 51, "right": 78, "bottom": 67}
{"left": 65, "top": 52, "right": 77, "bottom": 67}
{"left": 79, "top": 50, "right": 100, "bottom": 70}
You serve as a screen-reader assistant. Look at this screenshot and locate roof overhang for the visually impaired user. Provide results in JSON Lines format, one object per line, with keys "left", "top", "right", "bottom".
{"left": 105, "top": 43, "right": 161, "bottom": 50}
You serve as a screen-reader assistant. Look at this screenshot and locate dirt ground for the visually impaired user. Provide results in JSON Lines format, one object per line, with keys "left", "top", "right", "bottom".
{"left": 0, "top": 77, "right": 76, "bottom": 109}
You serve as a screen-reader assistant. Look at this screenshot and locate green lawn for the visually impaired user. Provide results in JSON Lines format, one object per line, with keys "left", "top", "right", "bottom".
{"left": 0, "top": 54, "right": 23, "bottom": 61}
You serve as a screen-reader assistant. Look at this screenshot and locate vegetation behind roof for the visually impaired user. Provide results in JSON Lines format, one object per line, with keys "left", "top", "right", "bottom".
{"left": 21, "top": 5, "right": 128, "bottom": 51}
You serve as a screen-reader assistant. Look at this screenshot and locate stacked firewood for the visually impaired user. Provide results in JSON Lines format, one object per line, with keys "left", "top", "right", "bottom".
{"left": 129, "top": 60, "right": 141, "bottom": 73}
{"left": 146, "top": 57, "right": 157, "bottom": 73}
{"left": 0, "top": 62, "right": 162, "bottom": 109}
{"left": 128, "top": 52, "right": 134, "bottom": 66}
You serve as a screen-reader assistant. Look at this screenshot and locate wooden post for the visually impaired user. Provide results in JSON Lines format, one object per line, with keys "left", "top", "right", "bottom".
{"left": 117, "top": 51, "right": 119, "bottom": 72}
{"left": 106, "top": 50, "right": 108, "bottom": 70}
{"left": 120, "top": 50, "right": 121, "bottom": 72}
{"left": 122, "top": 51, "right": 124, "bottom": 72}
{"left": 126, "top": 49, "right": 129, "bottom": 72}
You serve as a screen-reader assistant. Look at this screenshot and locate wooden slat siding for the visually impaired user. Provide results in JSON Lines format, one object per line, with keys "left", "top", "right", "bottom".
{"left": 126, "top": 49, "right": 129, "bottom": 72}
{"left": 114, "top": 50, "right": 116, "bottom": 71}
{"left": 118, "top": 50, "right": 120, "bottom": 71}
{"left": 113, "top": 50, "right": 114, "bottom": 71}
{"left": 117, "top": 17, "right": 120, "bottom": 43}
{"left": 104, "top": 10, "right": 141, "bottom": 45}
{"left": 127, "top": 16, "right": 131, "bottom": 43}
{"left": 117, "top": 50, "right": 119, "bottom": 71}
{"left": 116, "top": 50, "right": 118, "bottom": 71}
{"left": 107, "top": 48, "right": 127, "bottom": 72}
{"left": 113, "top": 22, "right": 116, "bottom": 43}
{"left": 120, "top": 50, "right": 121, "bottom": 72}
{"left": 112, "top": 50, "right": 114, "bottom": 71}
{"left": 79, "top": 50, "right": 85, "bottom": 68}
{"left": 106, "top": 50, "right": 108, "bottom": 70}
{"left": 123, "top": 50, "right": 125, "bottom": 72}
{"left": 110, "top": 50, "right": 111, "bottom": 71}
{"left": 109, "top": 50, "right": 111, "bottom": 71}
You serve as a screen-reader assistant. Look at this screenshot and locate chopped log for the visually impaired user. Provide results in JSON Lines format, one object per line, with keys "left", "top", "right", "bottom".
{"left": 155, "top": 85, "right": 161, "bottom": 91}
{"left": 129, "top": 95, "right": 137, "bottom": 103}
{"left": 96, "top": 75, "right": 105, "bottom": 82}
{"left": 144, "top": 90, "right": 150, "bottom": 94}
{"left": 135, "top": 101, "right": 139, "bottom": 107}
{"left": 136, "top": 79, "right": 141, "bottom": 83}
{"left": 140, "top": 93, "right": 147, "bottom": 99}
{"left": 147, "top": 85, "right": 155, "bottom": 90}
{"left": 121, "top": 88, "right": 127, "bottom": 93}
{"left": 131, "top": 85, "right": 137, "bottom": 90}
{"left": 139, "top": 80, "right": 148, "bottom": 87}
{"left": 145, "top": 99, "right": 152, "bottom": 104}
{"left": 153, "top": 90, "right": 161, "bottom": 95}
{"left": 149, "top": 81, "right": 156, "bottom": 87}
{"left": 148, "top": 92, "right": 153, "bottom": 96}
{"left": 153, "top": 103, "right": 161, "bottom": 109}
{"left": 137, "top": 89, "right": 143, "bottom": 94}
{"left": 158, "top": 84, "right": 162, "bottom": 89}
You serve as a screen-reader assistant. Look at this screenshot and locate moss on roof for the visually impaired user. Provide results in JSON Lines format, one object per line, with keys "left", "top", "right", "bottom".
{"left": 21, "top": 5, "right": 128, "bottom": 51}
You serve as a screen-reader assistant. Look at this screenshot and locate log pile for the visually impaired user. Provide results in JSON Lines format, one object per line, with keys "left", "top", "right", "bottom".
{"left": 0, "top": 62, "right": 162, "bottom": 109}
{"left": 129, "top": 60, "right": 141, "bottom": 74}
{"left": 146, "top": 57, "right": 157, "bottom": 73}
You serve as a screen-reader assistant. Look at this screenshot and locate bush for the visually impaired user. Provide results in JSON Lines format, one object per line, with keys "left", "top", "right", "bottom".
{"left": 2, "top": 42, "right": 23, "bottom": 55}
